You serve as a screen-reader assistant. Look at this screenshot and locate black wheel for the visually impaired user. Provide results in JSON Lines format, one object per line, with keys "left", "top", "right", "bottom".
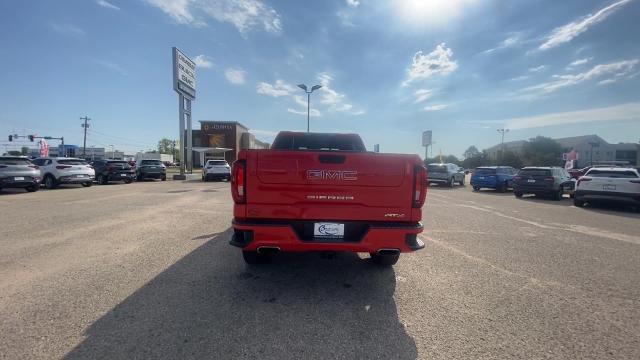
{"left": 98, "top": 174, "right": 108, "bottom": 185}
{"left": 552, "top": 188, "right": 562, "bottom": 201}
{"left": 161, "top": 176, "right": 166, "bottom": 181}
{"left": 242, "top": 251, "right": 269, "bottom": 264}
{"left": 370, "top": 253, "right": 400, "bottom": 266}
{"left": 124, "top": 179, "right": 132, "bottom": 184}
{"left": 26, "top": 185, "right": 39, "bottom": 192}
{"left": 448, "top": 178, "right": 454, "bottom": 188}
{"left": 573, "top": 198, "right": 584, "bottom": 207}
{"left": 81, "top": 182, "right": 92, "bottom": 187}
{"left": 514, "top": 191, "right": 523, "bottom": 198}
{"left": 459, "top": 176, "right": 465, "bottom": 186}
{"left": 473, "top": 186, "right": 480, "bottom": 191}
{"left": 44, "top": 175, "right": 58, "bottom": 189}
{"left": 137, "top": 175, "right": 143, "bottom": 181}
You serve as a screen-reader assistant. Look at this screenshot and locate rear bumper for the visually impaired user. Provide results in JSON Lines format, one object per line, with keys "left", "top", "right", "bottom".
{"left": 0, "top": 177, "right": 40, "bottom": 188}
{"left": 428, "top": 178, "right": 449, "bottom": 184}
{"left": 470, "top": 179, "right": 498, "bottom": 188}
{"left": 231, "top": 218, "right": 425, "bottom": 253}
{"left": 513, "top": 184, "right": 554, "bottom": 194}
{"left": 575, "top": 190, "right": 640, "bottom": 204}
{"left": 138, "top": 172, "right": 165, "bottom": 179}
{"left": 204, "top": 173, "right": 230, "bottom": 180}
{"left": 107, "top": 173, "right": 134, "bottom": 181}
{"left": 59, "top": 175, "right": 94, "bottom": 183}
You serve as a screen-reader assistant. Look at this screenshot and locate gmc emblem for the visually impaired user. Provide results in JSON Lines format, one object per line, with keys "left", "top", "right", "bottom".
{"left": 307, "top": 170, "right": 358, "bottom": 181}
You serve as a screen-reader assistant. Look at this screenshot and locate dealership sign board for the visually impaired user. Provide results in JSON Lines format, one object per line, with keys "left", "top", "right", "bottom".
{"left": 173, "top": 47, "right": 196, "bottom": 99}
{"left": 422, "top": 130, "right": 432, "bottom": 147}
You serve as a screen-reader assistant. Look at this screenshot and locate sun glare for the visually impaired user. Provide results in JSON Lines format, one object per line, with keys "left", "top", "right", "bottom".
{"left": 393, "top": 0, "right": 476, "bottom": 26}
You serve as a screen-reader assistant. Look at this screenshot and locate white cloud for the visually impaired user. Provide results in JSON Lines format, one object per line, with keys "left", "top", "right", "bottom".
{"left": 522, "top": 59, "right": 639, "bottom": 94}
{"left": 509, "top": 75, "right": 531, "bottom": 81}
{"left": 346, "top": 0, "right": 360, "bottom": 7}
{"left": 256, "top": 80, "right": 296, "bottom": 97}
{"left": 51, "top": 23, "right": 85, "bottom": 37}
{"left": 413, "top": 89, "right": 433, "bottom": 103}
{"left": 193, "top": 55, "right": 214, "bottom": 68}
{"left": 316, "top": 73, "right": 364, "bottom": 115}
{"left": 96, "top": 0, "right": 120, "bottom": 10}
{"left": 598, "top": 78, "right": 617, "bottom": 85}
{"left": 94, "top": 59, "right": 127, "bottom": 76}
{"left": 403, "top": 43, "right": 458, "bottom": 86}
{"left": 287, "top": 108, "right": 321, "bottom": 117}
{"left": 503, "top": 102, "right": 640, "bottom": 129}
{"left": 225, "top": 68, "right": 246, "bottom": 85}
{"left": 144, "top": 0, "right": 282, "bottom": 34}
{"left": 568, "top": 58, "right": 591, "bottom": 68}
{"left": 482, "top": 34, "right": 522, "bottom": 54}
{"left": 423, "top": 104, "right": 448, "bottom": 111}
{"left": 528, "top": 65, "right": 546, "bottom": 72}
{"left": 539, "top": 0, "right": 632, "bottom": 50}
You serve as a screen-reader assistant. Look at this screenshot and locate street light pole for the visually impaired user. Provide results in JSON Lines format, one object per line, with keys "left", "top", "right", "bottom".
{"left": 588, "top": 141, "right": 599, "bottom": 166}
{"left": 297, "top": 84, "right": 322, "bottom": 132}
{"left": 497, "top": 128, "right": 509, "bottom": 163}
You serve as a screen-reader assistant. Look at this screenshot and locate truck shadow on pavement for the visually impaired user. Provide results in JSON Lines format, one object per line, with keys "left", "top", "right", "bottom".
{"left": 63, "top": 230, "right": 417, "bottom": 360}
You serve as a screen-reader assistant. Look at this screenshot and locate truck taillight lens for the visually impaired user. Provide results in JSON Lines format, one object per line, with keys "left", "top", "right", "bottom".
{"left": 412, "top": 165, "right": 427, "bottom": 208}
{"left": 56, "top": 165, "right": 72, "bottom": 169}
{"left": 231, "top": 160, "right": 246, "bottom": 204}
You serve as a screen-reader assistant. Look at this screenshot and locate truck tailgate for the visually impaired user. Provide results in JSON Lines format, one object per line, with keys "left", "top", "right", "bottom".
{"left": 243, "top": 150, "right": 420, "bottom": 222}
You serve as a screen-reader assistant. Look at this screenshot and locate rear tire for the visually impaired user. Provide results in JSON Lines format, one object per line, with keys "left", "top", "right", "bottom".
{"left": 448, "top": 178, "right": 454, "bottom": 188}
{"left": 370, "top": 253, "right": 400, "bottom": 266}
{"left": 459, "top": 176, "right": 465, "bottom": 186}
{"left": 573, "top": 198, "right": 584, "bottom": 207}
{"left": 497, "top": 182, "right": 507, "bottom": 193}
{"left": 44, "top": 175, "right": 57, "bottom": 189}
{"left": 98, "top": 174, "right": 108, "bottom": 185}
{"left": 242, "top": 251, "right": 269, "bottom": 264}
{"left": 514, "top": 191, "right": 523, "bottom": 198}
{"left": 473, "top": 186, "right": 480, "bottom": 191}
{"left": 124, "top": 179, "right": 132, "bottom": 184}
{"left": 26, "top": 185, "right": 39, "bottom": 192}
{"left": 161, "top": 175, "right": 166, "bottom": 181}
{"left": 81, "top": 182, "right": 92, "bottom": 187}
{"left": 553, "top": 188, "right": 562, "bottom": 201}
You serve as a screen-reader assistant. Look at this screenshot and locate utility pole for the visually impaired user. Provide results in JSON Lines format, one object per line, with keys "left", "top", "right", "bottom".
{"left": 80, "top": 116, "right": 91, "bottom": 158}
{"left": 497, "top": 128, "right": 509, "bottom": 163}
{"left": 588, "top": 141, "right": 599, "bottom": 166}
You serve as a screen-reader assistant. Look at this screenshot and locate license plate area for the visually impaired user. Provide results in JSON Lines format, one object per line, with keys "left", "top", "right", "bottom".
{"left": 314, "top": 223, "right": 345, "bottom": 239}
{"left": 527, "top": 179, "right": 536, "bottom": 183}
{"left": 14, "top": 176, "right": 25, "bottom": 181}
{"left": 603, "top": 184, "right": 616, "bottom": 191}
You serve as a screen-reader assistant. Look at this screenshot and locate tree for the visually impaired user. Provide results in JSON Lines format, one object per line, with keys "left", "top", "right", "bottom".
{"left": 501, "top": 150, "right": 524, "bottom": 168}
{"left": 21, "top": 146, "right": 29, "bottom": 155}
{"left": 463, "top": 146, "right": 480, "bottom": 160}
{"left": 157, "top": 138, "right": 175, "bottom": 154}
{"left": 522, "top": 136, "right": 562, "bottom": 166}
{"left": 7, "top": 150, "right": 21, "bottom": 156}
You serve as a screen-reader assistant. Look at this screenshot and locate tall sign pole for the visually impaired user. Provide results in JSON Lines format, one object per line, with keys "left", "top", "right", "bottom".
{"left": 422, "top": 130, "right": 432, "bottom": 163}
{"left": 80, "top": 116, "right": 90, "bottom": 158}
{"left": 172, "top": 47, "right": 196, "bottom": 179}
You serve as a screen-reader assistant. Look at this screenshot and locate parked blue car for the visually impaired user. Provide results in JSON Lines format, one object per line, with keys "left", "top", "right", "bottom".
{"left": 471, "top": 166, "right": 518, "bottom": 192}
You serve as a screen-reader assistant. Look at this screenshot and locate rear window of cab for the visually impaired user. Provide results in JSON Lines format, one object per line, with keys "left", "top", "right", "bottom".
{"left": 586, "top": 170, "right": 639, "bottom": 178}
{"left": 58, "top": 159, "right": 87, "bottom": 165}
{"left": 0, "top": 158, "right": 32, "bottom": 165}
{"left": 475, "top": 168, "right": 496, "bottom": 175}
{"left": 519, "top": 169, "right": 552, "bottom": 177}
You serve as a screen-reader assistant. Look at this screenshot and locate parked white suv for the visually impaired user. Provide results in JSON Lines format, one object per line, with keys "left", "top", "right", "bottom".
{"left": 202, "top": 159, "right": 231, "bottom": 181}
{"left": 574, "top": 167, "right": 640, "bottom": 208}
{"left": 32, "top": 157, "right": 95, "bottom": 189}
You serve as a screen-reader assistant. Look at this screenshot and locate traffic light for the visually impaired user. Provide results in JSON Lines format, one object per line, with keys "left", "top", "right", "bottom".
{"left": 8, "top": 135, "right": 12, "bottom": 142}
{"left": 28, "top": 135, "right": 34, "bottom": 142}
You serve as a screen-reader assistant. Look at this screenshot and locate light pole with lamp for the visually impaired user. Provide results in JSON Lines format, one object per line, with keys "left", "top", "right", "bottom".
{"left": 497, "top": 128, "right": 509, "bottom": 163}
{"left": 297, "top": 84, "right": 322, "bottom": 132}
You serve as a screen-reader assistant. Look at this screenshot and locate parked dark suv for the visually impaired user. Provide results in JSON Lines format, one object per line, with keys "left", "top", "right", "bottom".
{"left": 91, "top": 160, "right": 134, "bottom": 185}
{"left": 513, "top": 167, "right": 574, "bottom": 200}
{"left": 136, "top": 159, "right": 167, "bottom": 181}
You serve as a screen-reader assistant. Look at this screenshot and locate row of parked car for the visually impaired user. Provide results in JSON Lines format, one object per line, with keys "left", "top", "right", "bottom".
{"left": 0, "top": 156, "right": 167, "bottom": 192}
{"left": 453, "top": 164, "right": 639, "bottom": 209}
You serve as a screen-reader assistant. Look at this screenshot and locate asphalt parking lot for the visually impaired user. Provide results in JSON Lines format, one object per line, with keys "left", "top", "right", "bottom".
{"left": 1, "top": 179, "right": 639, "bottom": 359}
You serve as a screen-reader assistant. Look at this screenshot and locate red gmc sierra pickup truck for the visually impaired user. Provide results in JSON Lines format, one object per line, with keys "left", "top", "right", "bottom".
{"left": 230, "top": 131, "right": 427, "bottom": 266}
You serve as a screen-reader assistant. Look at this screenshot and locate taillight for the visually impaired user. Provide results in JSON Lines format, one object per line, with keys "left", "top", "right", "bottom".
{"left": 29, "top": 165, "right": 39, "bottom": 169}
{"left": 513, "top": 176, "right": 522, "bottom": 181}
{"left": 412, "top": 165, "right": 427, "bottom": 208}
{"left": 56, "top": 165, "right": 72, "bottom": 170}
{"left": 544, "top": 177, "right": 554, "bottom": 181}
{"left": 577, "top": 177, "right": 591, "bottom": 187}
{"left": 107, "top": 165, "right": 115, "bottom": 171}
{"left": 231, "top": 160, "right": 246, "bottom": 204}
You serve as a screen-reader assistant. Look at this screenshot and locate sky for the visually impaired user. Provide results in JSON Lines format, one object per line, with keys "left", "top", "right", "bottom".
{"left": 1, "top": 0, "right": 639, "bottom": 157}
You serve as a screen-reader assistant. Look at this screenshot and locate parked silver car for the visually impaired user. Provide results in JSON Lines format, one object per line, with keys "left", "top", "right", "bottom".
{"left": 0, "top": 156, "right": 41, "bottom": 192}
{"left": 427, "top": 163, "right": 466, "bottom": 187}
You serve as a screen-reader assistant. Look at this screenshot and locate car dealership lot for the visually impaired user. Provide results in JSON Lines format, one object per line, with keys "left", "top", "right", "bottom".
{"left": 1, "top": 181, "right": 639, "bottom": 359}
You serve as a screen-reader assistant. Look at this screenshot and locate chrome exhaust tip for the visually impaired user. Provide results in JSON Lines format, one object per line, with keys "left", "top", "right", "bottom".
{"left": 377, "top": 248, "right": 400, "bottom": 256}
